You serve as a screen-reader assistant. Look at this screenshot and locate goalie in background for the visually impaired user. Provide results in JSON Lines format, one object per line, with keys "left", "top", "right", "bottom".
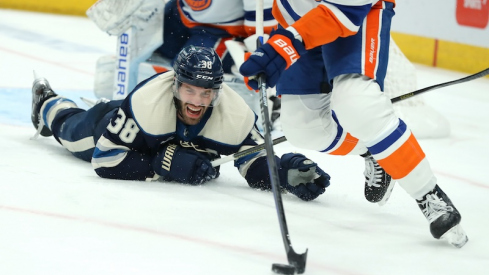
{"left": 30, "top": 45, "right": 330, "bottom": 202}
{"left": 87, "top": 0, "right": 282, "bottom": 129}
{"left": 240, "top": 0, "right": 468, "bottom": 247}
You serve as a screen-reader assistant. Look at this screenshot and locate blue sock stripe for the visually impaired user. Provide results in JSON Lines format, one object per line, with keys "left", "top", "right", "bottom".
{"left": 368, "top": 119, "right": 407, "bottom": 155}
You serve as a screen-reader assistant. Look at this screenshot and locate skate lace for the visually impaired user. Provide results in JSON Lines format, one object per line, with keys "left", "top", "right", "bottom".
{"left": 420, "top": 193, "right": 454, "bottom": 223}
{"left": 364, "top": 156, "right": 384, "bottom": 188}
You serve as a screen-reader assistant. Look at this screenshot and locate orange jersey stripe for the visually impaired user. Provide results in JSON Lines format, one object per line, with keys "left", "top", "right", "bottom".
{"left": 291, "top": 5, "right": 357, "bottom": 50}
{"left": 244, "top": 25, "right": 276, "bottom": 37}
{"left": 363, "top": 3, "right": 381, "bottom": 79}
{"left": 377, "top": 133, "right": 426, "bottom": 179}
{"left": 152, "top": 65, "right": 169, "bottom": 74}
{"left": 329, "top": 133, "right": 359, "bottom": 156}
{"left": 177, "top": 3, "right": 248, "bottom": 37}
{"left": 272, "top": 0, "right": 289, "bottom": 28}
{"left": 213, "top": 38, "right": 232, "bottom": 58}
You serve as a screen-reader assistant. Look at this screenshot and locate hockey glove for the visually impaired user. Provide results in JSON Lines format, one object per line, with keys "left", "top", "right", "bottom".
{"left": 152, "top": 144, "right": 218, "bottom": 185}
{"left": 279, "top": 153, "right": 330, "bottom": 201}
{"left": 239, "top": 28, "right": 306, "bottom": 90}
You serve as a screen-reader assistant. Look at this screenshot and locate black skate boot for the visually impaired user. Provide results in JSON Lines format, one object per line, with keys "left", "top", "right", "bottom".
{"left": 417, "top": 185, "right": 468, "bottom": 248}
{"left": 361, "top": 151, "right": 394, "bottom": 205}
{"left": 31, "top": 75, "right": 58, "bottom": 137}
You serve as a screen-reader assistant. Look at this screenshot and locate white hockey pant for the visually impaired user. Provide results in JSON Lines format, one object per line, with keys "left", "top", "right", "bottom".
{"left": 281, "top": 74, "right": 436, "bottom": 199}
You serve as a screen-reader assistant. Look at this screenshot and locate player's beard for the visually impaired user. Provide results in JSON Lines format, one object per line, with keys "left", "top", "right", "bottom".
{"left": 175, "top": 99, "right": 208, "bottom": 125}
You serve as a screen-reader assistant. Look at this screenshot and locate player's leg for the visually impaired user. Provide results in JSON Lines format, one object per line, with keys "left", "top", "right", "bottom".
{"left": 31, "top": 76, "right": 121, "bottom": 162}
{"left": 50, "top": 100, "right": 122, "bottom": 162}
{"left": 325, "top": 2, "right": 467, "bottom": 247}
{"left": 278, "top": 44, "right": 392, "bottom": 203}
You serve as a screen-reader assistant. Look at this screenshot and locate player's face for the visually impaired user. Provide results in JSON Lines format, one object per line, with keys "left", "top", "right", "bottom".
{"left": 176, "top": 82, "right": 214, "bottom": 125}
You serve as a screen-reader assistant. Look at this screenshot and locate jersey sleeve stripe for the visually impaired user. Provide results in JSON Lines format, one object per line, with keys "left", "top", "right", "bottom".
{"left": 292, "top": 5, "right": 359, "bottom": 49}
{"left": 91, "top": 135, "right": 129, "bottom": 169}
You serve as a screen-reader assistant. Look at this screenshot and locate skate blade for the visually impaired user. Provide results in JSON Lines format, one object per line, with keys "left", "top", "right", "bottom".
{"left": 440, "top": 224, "right": 468, "bottom": 248}
{"left": 377, "top": 180, "right": 396, "bottom": 206}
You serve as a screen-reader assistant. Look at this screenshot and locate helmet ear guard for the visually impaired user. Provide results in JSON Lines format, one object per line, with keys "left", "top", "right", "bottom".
{"left": 173, "top": 45, "right": 224, "bottom": 106}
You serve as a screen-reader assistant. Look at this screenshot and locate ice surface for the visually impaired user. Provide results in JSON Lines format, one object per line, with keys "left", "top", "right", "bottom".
{"left": 1, "top": 9, "right": 488, "bottom": 275}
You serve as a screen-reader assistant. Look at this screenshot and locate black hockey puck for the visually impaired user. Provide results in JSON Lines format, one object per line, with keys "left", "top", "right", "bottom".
{"left": 272, "top": 263, "right": 296, "bottom": 275}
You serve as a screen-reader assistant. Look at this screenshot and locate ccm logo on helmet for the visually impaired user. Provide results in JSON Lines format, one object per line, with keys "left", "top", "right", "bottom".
{"left": 273, "top": 38, "right": 298, "bottom": 64}
{"left": 196, "top": 75, "right": 213, "bottom": 80}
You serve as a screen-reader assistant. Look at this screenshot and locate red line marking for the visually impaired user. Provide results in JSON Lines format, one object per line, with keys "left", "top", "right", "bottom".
{"left": 0, "top": 46, "right": 94, "bottom": 76}
{"left": 0, "top": 204, "right": 360, "bottom": 274}
{"left": 0, "top": 204, "right": 277, "bottom": 255}
{"left": 433, "top": 169, "right": 489, "bottom": 189}
{"left": 432, "top": 39, "right": 439, "bottom": 67}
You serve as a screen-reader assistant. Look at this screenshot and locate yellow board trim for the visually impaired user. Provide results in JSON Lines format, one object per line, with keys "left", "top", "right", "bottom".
{"left": 0, "top": 0, "right": 97, "bottom": 16}
{"left": 392, "top": 32, "right": 489, "bottom": 76}
{"left": 0, "top": 2, "right": 487, "bottom": 76}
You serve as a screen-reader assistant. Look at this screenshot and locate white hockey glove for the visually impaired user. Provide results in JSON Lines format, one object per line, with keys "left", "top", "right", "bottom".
{"left": 86, "top": 0, "right": 162, "bottom": 36}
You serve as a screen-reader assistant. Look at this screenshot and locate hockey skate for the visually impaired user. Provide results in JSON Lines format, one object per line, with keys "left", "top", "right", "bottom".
{"left": 361, "top": 151, "right": 394, "bottom": 205}
{"left": 31, "top": 73, "right": 58, "bottom": 137}
{"left": 417, "top": 185, "right": 468, "bottom": 248}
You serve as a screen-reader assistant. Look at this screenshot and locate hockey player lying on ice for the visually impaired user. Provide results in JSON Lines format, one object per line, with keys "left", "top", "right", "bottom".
{"left": 30, "top": 45, "right": 330, "bottom": 202}
{"left": 240, "top": 0, "right": 468, "bottom": 247}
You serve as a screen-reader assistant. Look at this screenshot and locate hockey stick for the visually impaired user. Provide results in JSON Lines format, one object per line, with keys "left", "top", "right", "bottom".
{"left": 253, "top": 1, "right": 307, "bottom": 274}
{"left": 259, "top": 72, "right": 308, "bottom": 274}
{"left": 211, "top": 136, "right": 287, "bottom": 167}
{"left": 391, "top": 67, "right": 489, "bottom": 103}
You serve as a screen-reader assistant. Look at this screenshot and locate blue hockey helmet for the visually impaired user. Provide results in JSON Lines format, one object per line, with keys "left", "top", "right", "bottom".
{"left": 173, "top": 45, "right": 224, "bottom": 106}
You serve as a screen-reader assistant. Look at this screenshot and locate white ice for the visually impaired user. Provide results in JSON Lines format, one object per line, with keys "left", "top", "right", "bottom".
{"left": 1, "top": 9, "right": 488, "bottom": 275}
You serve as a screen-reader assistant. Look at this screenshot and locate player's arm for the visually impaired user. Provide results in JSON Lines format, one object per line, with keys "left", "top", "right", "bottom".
{"left": 91, "top": 104, "right": 156, "bottom": 181}
{"left": 283, "top": 1, "right": 372, "bottom": 49}
{"left": 235, "top": 129, "right": 331, "bottom": 201}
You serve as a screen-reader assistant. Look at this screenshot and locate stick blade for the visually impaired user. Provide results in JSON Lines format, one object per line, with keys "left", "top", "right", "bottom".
{"left": 272, "top": 263, "right": 296, "bottom": 275}
{"left": 287, "top": 247, "right": 308, "bottom": 274}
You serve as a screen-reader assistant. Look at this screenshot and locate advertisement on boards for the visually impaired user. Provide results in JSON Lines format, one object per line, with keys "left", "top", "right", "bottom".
{"left": 456, "top": 0, "right": 489, "bottom": 29}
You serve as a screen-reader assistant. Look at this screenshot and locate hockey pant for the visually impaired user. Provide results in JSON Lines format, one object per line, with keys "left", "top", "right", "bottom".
{"left": 41, "top": 97, "right": 123, "bottom": 162}
{"left": 277, "top": 2, "right": 436, "bottom": 199}
{"left": 281, "top": 75, "right": 436, "bottom": 200}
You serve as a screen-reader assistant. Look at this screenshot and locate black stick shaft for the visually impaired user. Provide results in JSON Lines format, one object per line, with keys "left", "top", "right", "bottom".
{"left": 391, "top": 68, "right": 489, "bottom": 103}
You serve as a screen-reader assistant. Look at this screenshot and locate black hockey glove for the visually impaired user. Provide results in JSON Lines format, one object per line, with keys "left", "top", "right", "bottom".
{"left": 279, "top": 153, "right": 330, "bottom": 201}
{"left": 152, "top": 144, "right": 218, "bottom": 185}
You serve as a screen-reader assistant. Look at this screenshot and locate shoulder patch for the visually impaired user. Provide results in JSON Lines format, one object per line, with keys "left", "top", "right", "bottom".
{"left": 130, "top": 72, "right": 177, "bottom": 136}
{"left": 183, "top": 0, "right": 212, "bottom": 11}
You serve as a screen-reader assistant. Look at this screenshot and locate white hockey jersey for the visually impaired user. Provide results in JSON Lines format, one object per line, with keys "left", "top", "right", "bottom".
{"left": 272, "top": 0, "right": 396, "bottom": 49}
{"left": 178, "top": 0, "right": 277, "bottom": 37}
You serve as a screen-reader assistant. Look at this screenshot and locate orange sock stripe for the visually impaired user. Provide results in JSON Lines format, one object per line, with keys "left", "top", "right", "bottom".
{"left": 329, "top": 133, "right": 359, "bottom": 155}
{"left": 377, "top": 133, "right": 425, "bottom": 179}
